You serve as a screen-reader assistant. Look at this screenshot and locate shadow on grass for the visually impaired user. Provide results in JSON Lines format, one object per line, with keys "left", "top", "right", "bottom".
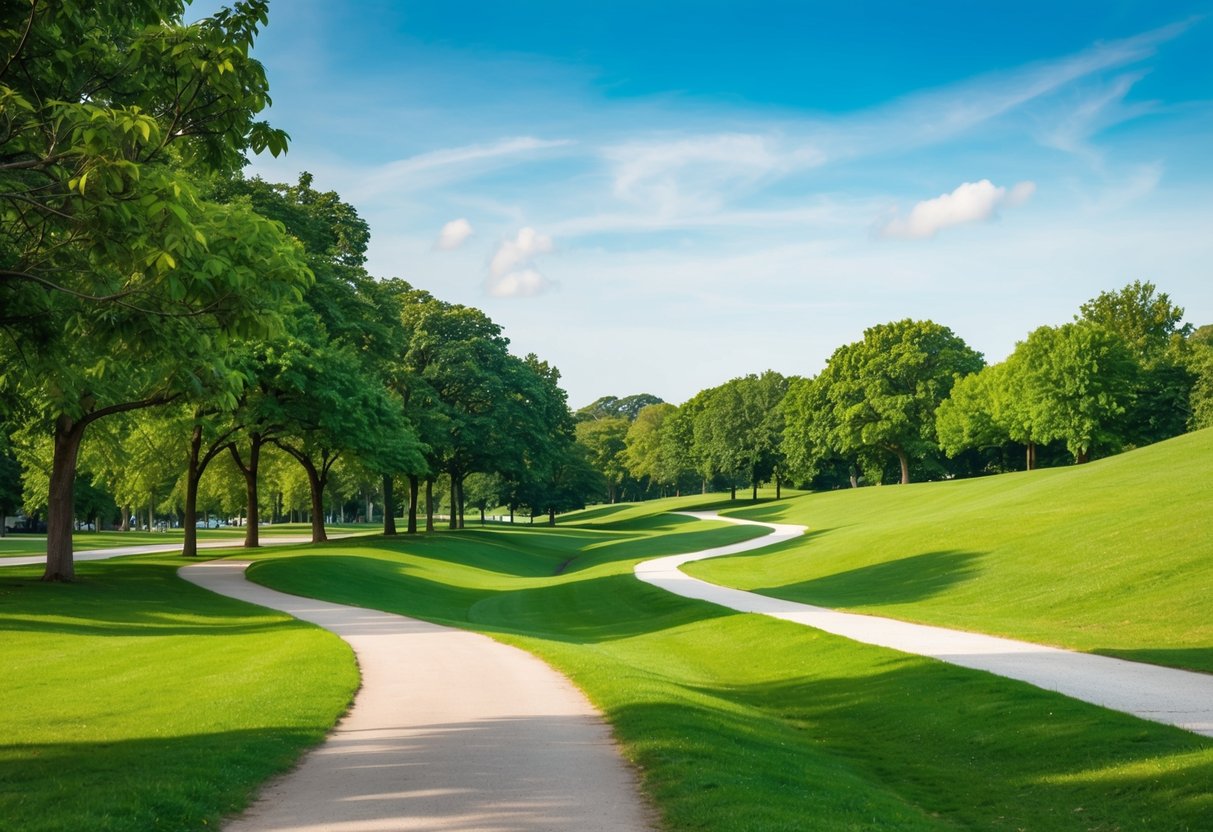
{"left": 0, "top": 727, "right": 330, "bottom": 832}
{"left": 0, "top": 560, "right": 316, "bottom": 637}
{"left": 647, "top": 658, "right": 1213, "bottom": 831}
{"left": 758, "top": 549, "right": 987, "bottom": 607}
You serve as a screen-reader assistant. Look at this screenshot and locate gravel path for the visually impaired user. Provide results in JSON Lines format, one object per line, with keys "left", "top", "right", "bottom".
{"left": 179, "top": 559, "right": 655, "bottom": 832}
{"left": 635, "top": 510, "right": 1213, "bottom": 738}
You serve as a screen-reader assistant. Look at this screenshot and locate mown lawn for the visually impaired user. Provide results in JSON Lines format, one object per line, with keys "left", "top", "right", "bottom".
{"left": 246, "top": 512, "right": 1213, "bottom": 831}
{"left": 688, "top": 428, "right": 1213, "bottom": 672}
{"left": 0, "top": 552, "right": 357, "bottom": 832}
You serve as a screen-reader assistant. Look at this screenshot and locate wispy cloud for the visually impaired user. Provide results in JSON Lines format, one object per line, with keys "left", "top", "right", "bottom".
{"left": 880, "top": 180, "right": 1036, "bottom": 240}
{"left": 345, "top": 136, "right": 573, "bottom": 201}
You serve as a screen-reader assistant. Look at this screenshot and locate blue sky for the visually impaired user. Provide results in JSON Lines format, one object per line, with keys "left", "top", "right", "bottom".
{"left": 196, "top": 0, "right": 1213, "bottom": 407}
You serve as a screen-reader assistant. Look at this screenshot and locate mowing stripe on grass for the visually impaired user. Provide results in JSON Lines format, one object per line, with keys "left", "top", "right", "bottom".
{"left": 636, "top": 511, "right": 1213, "bottom": 738}
{"left": 180, "top": 559, "right": 656, "bottom": 832}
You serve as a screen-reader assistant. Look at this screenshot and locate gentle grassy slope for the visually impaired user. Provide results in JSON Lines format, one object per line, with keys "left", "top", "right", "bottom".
{"left": 248, "top": 515, "right": 1213, "bottom": 831}
{"left": 0, "top": 553, "right": 357, "bottom": 832}
{"left": 690, "top": 429, "right": 1213, "bottom": 672}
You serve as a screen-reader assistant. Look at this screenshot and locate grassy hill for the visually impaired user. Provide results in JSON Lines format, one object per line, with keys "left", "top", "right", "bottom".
{"left": 689, "top": 428, "right": 1213, "bottom": 672}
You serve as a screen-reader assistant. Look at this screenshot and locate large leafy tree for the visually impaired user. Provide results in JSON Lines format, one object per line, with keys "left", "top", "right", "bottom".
{"left": 1007, "top": 322, "right": 1139, "bottom": 464}
{"left": 808, "top": 319, "right": 983, "bottom": 484}
{"left": 1, "top": 1, "right": 306, "bottom": 580}
{"left": 575, "top": 418, "right": 630, "bottom": 503}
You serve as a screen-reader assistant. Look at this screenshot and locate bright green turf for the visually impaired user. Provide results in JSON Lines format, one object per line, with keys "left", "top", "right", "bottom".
{"left": 688, "top": 428, "right": 1213, "bottom": 672}
{"left": 0, "top": 523, "right": 381, "bottom": 557}
{"left": 245, "top": 514, "right": 1213, "bottom": 831}
{"left": 0, "top": 552, "right": 357, "bottom": 832}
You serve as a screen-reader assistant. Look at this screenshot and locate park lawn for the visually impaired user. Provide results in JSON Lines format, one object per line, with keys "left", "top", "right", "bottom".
{"left": 247, "top": 514, "right": 1213, "bottom": 831}
{"left": 0, "top": 527, "right": 246, "bottom": 557}
{"left": 688, "top": 427, "right": 1213, "bottom": 673}
{"left": 0, "top": 552, "right": 357, "bottom": 832}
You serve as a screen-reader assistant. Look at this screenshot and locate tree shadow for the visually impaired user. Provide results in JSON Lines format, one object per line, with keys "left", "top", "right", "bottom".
{"left": 0, "top": 560, "right": 317, "bottom": 638}
{"left": 558, "top": 504, "right": 635, "bottom": 523}
{"left": 757, "top": 550, "right": 987, "bottom": 607}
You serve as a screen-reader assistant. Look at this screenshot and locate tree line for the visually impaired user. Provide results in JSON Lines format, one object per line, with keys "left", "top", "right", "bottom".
{"left": 0, "top": 2, "right": 590, "bottom": 580}
{"left": 574, "top": 283, "right": 1212, "bottom": 501}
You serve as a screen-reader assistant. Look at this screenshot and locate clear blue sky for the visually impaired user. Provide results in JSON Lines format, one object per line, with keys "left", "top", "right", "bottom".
{"left": 195, "top": 0, "right": 1213, "bottom": 407}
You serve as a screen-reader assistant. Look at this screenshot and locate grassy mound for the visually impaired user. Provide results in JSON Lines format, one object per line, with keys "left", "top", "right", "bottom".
{"left": 248, "top": 514, "right": 1213, "bottom": 831}
{"left": 690, "top": 428, "right": 1213, "bottom": 672}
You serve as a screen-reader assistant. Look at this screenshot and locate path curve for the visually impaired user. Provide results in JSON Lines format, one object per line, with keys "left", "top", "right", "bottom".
{"left": 179, "top": 559, "right": 655, "bottom": 832}
{"left": 635, "top": 511, "right": 1213, "bottom": 738}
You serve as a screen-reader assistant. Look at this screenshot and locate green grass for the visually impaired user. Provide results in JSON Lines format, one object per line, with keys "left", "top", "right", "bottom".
{"left": 242, "top": 513, "right": 1213, "bottom": 831}
{"left": 0, "top": 522, "right": 381, "bottom": 557}
{"left": 688, "top": 428, "right": 1213, "bottom": 672}
{"left": 0, "top": 551, "right": 357, "bottom": 832}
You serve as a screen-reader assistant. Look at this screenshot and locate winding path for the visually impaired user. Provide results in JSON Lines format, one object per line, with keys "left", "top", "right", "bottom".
{"left": 635, "top": 511, "right": 1213, "bottom": 739}
{"left": 179, "top": 560, "right": 655, "bottom": 832}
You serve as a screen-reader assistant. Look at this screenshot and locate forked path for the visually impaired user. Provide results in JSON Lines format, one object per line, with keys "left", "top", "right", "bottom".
{"left": 635, "top": 511, "right": 1213, "bottom": 739}
{"left": 179, "top": 560, "right": 655, "bottom": 832}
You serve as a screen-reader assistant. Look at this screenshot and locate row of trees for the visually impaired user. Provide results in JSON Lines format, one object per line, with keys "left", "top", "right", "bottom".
{"left": 0, "top": 2, "right": 593, "bottom": 580}
{"left": 571, "top": 283, "right": 1212, "bottom": 501}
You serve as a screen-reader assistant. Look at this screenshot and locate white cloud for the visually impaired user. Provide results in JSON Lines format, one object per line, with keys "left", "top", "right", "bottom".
{"left": 487, "top": 227, "right": 554, "bottom": 297}
{"left": 880, "top": 179, "right": 1036, "bottom": 240}
{"left": 435, "top": 218, "right": 474, "bottom": 250}
{"left": 488, "top": 269, "right": 549, "bottom": 298}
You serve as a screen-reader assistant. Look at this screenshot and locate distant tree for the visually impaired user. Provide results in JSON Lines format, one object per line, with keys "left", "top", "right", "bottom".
{"left": 575, "top": 418, "right": 631, "bottom": 503}
{"left": 623, "top": 403, "right": 682, "bottom": 495}
{"left": 576, "top": 394, "right": 665, "bottom": 422}
{"left": 1189, "top": 325, "right": 1213, "bottom": 430}
{"left": 1078, "top": 281, "right": 1195, "bottom": 444}
{"left": 0, "top": 436, "right": 22, "bottom": 535}
{"left": 808, "top": 320, "right": 983, "bottom": 484}
{"left": 1010, "top": 322, "right": 1139, "bottom": 464}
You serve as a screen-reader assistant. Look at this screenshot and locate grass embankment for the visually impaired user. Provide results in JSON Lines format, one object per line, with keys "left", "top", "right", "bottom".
{"left": 689, "top": 428, "right": 1213, "bottom": 672}
{"left": 247, "top": 511, "right": 1213, "bottom": 831}
{"left": 0, "top": 551, "right": 357, "bottom": 832}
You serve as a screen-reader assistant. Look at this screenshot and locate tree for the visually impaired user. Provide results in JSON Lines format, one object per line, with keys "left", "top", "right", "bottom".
{"left": 1078, "top": 281, "right": 1195, "bottom": 444}
{"left": 575, "top": 394, "right": 665, "bottom": 423}
{"left": 1189, "top": 325, "right": 1213, "bottom": 430}
{"left": 575, "top": 418, "right": 630, "bottom": 503}
{"left": 809, "top": 320, "right": 983, "bottom": 484}
{"left": 1, "top": 1, "right": 307, "bottom": 580}
{"left": 1009, "top": 322, "right": 1139, "bottom": 464}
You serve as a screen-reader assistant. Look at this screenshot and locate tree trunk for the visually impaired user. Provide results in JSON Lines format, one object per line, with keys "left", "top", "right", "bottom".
{"left": 229, "top": 436, "right": 263, "bottom": 548}
{"left": 448, "top": 476, "right": 458, "bottom": 530}
{"left": 1026, "top": 441, "right": 1037, "bottom": 471}
{"left": 456, "top": 476, "right": 465, "bottom": 530}
{"left": 701, "top": 478, "right": 706, "bottom": 495}
{"left": 775, "top": 472, "right": 781, "bottom": 500}
{"left": 480, "top": 507, "right": 485, "bottom": 526}
{"left": 425, "top": 479, "right": 434, "bottom": 532}
{"left": 119, "top": 505, "right": 130, "bottom": 532}
{"left": 1076, "top": 448, "right": 1089, "bottom": 464}
{"left": 407, "top": 475, "right": 419, "bottom": 534}
{"left": 751, "top": 478, "right": 758, "bottom": 501}
{"left": 730, "top": 484, "right": 736, "bottom": 500}
{"left": 44, "top": 414, "right": 86, "bottom": 582}
{"left": 892, "top": 447, "right": 910, "bottom": 484}
{"left": 182, "top": 423, "right": 204, "bottom": 558}
{"left": 383, "top": 474, "right": 397, "bottom": 535}
{"left": 548, "top": 506, "right": 556, "bottom": 526}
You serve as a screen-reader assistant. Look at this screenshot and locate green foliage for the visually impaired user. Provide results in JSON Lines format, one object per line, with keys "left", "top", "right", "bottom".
{"left": 575, "top": 417, "right": 630, "bottom": 501}
{"left": 575, "top": 393, "right": 664, "bottom": 422}
{"left": 794, "top": 319, "right": 983, "bottom": 484}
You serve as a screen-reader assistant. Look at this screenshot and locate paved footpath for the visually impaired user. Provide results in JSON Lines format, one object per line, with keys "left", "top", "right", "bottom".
{"left": 180, "top": 560, "right": 655, "bottom": 832}
{"left": 635, "top": 511, "right": 1213, "bottom": 739}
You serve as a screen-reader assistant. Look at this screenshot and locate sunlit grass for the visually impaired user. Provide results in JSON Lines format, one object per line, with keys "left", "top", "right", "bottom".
{"left": 247, "top": 513, "right": 1213, "bottom": 831}
{"left": 688, "top": 428, "right": 1213, "bottom": 671}
{"left": 0, "top": 554, "right": 356, "bottom": 832}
